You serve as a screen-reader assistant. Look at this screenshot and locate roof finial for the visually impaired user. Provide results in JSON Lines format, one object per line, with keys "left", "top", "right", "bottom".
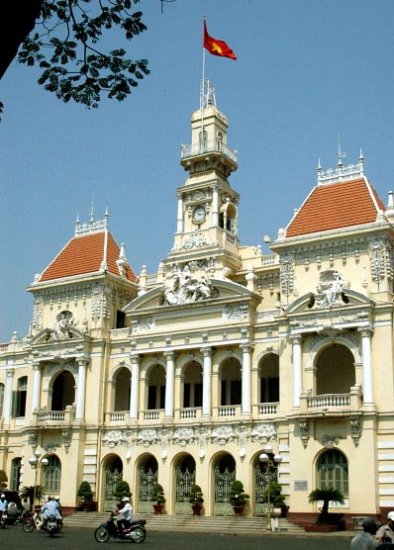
{"left": 337, "top": 134, "right": 346, "bottom": 167}
{"left": 89, "top": 196, "right": 94, "bottom": 224}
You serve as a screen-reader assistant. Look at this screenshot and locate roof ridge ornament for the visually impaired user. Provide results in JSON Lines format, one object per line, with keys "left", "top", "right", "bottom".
{"left": 75, "top": 210, "right": 109, "bottom": 236}
{"left": 317, "top": 151, "right": 365, "bottom": 185}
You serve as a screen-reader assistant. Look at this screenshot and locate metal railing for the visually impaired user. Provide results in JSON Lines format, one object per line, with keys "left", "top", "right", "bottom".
{"left": 180, "top": 140, "right": 237, "bottom": 164}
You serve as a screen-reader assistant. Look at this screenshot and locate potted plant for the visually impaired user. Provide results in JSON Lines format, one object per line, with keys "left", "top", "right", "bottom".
{"left": 77, "top": 480, "right": 94, "bottom": 511}
{"left": 151, "top": 483, "right": 166, "bottom": 514}
{"left": 189, "top": 484, "right": 204, "bottom": 516}
{"left": 262, "top": 480, "right": 286, "bottom": 516}
{"left": 114, "top": 480, "right": 131, "bottom": 502}
{"left": 230, "top": 480, "right": 249, "bottom": 515}
{"left": 306, "top": 487, "right": 345, "bottom": 532}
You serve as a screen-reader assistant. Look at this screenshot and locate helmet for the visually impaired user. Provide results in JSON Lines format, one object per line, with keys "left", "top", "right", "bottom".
{"left": 0, "top": 494, "right": 4, "bottom": 498}
{"left": 387, "top": 511, "right": 394, "bottom": 521}
{"left": 362, "top": 517, "right": 378, "bottom": 534}
{"left": 121, "top": 497, "right": 130, "bottom": 502}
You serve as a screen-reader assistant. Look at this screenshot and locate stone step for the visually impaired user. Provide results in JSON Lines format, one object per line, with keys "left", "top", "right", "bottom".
{"left": 64, "top": 512, "right": 304, "bottom": 535}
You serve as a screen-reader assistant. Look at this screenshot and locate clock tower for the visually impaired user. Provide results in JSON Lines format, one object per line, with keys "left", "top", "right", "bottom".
{"left": 165, "top": 79, "right": 241, "bottom": 279}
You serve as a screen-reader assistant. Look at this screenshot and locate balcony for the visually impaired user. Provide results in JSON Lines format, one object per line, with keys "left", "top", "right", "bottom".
{"left": 32, "top": 405, "right": 76, "bottom": 427}
{"left": 299, "top": 385, "right": 363, "bottom": 415}
{"left": 180, "top": 140, "right": 237, "bottom": 166}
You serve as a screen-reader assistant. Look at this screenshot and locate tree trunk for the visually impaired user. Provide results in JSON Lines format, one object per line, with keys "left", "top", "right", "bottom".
{"left": 0, "top": 0, "right": 43, "bottom": 80}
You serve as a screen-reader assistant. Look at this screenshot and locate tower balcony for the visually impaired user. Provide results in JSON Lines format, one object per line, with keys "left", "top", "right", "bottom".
{"left": 180, "top": 140, "right": 237, "bottom": 171}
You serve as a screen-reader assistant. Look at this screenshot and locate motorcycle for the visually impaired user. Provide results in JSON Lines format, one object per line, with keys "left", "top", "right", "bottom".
{"left": 0, "top": 510, "right": 8, "bottom": 529}
{"left": 94, "top": 513, "right": 146, "bottom": 543}
{"left": 23, "top": 511, "right": 62, "bottom": 537}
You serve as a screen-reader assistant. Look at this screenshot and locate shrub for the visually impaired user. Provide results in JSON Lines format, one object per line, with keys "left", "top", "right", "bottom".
{"left": 230, "top": 480, "right": 249, "bottom": 507}
{"left": 308, "top": 487, "right": 345, "bottom": 525}
{"left": 77, "top": 481, "right": 93, "bottom": 502}
{"left": 114, "top": 480, "right": 131, "bottom": 500}
{"left": 189, "top": 484, "right": 204, "bottom": 504}
{"left": 151, "top": 483, "right": 166, "bottom": 504}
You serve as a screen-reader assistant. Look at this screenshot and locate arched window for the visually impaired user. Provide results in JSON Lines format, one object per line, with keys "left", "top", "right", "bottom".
{"left": 51, "top": 371, "right": 75, "bottom": 410}
{"left": 317, "top": 450, "right": 348, "bottom": 497}
{"left": 114, "top": 367, "right": 131, "bottom": 411}
{"left": 259, "top": 353, "right": 279, "bottom": 403}
{"left": 316, "top": 344, "right": 355, "bottom": 395}
{"left": 43, "top": 455, "right": 61, "bottom": 494}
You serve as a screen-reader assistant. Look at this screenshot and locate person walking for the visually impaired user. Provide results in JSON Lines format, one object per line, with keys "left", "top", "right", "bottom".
{"left": 350, "top": 517, "right": 379, "bottom": 550}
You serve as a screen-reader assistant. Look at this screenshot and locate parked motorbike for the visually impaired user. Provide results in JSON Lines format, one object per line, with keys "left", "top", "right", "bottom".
{"left": 0, "top": 511, "right": 8, "bottom": 529}
{"left": 94, "top": 513, "right": 146, "bottom": 543}
{"left": 23, "top": 511, "right": 62, "bottom": 537}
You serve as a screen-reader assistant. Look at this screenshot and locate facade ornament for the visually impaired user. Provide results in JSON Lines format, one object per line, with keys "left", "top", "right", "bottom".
{"left": 315, "top": 270, "right": 346, "bottom": 308}
{"left": 211, "top": 426, "right": 236, "bottom": 446}
{"left": 91, "top": 284, "right": 111, "bottom": 321}
{"left": 132, "top": 317, "right": 155, "bottom": 333}
{"left": 102, "top": 430, "right": 127, "bottom": 448}
{"left": 49, "top": 310, "right": 75, "bottom": 340}
{"left": 223, "top": 304, "right": 248, "bottom": 320}
{"left": 137, "top": 429, "right": 159, "bottom": 447}
{"left": 250, "top": 423, "right": 276, "bottom": 444}
{"left": 163, "top": 265, "right": 218, "bottom": 305}
{"left": 350, "top": 416, "right": 362, "bottom": 446}
{"left": 320, "top": 435, "right": 340, "bottom": 447}
{"left": 173, "top": 428, "right": 195, "bottom": 447}
{"left": 62, "top": 428, "right": 71, "bottom": 451}
{"left": 28, "top": 432, "right": 38, "bottom": 448}
{"left": 298, "top": 418, "right": 310, "bottom": 448}
{"left": 369, "top": 239, "right": 392, "bottom": 282}
{"left": 280, "top": 253, "right": 294, "bottom": 297}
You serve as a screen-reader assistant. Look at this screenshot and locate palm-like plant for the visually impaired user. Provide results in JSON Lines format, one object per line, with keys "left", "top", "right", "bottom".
{"left": 308, "top": 487, "right": 345, "bottom": 525}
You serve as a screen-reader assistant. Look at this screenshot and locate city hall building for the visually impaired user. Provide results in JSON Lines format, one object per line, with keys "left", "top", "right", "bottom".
{"left": 1, "top": 81, "right": 394, "bottom": 524}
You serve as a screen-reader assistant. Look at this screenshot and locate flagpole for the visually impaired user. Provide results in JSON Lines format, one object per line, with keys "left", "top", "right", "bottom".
{"left": 201, "top": 17, "right": 206, "bottom": 150}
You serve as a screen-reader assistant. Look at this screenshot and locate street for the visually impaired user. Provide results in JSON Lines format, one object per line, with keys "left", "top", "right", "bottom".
{"left": 0, "top": 524, "right": 353, "bottom": 550}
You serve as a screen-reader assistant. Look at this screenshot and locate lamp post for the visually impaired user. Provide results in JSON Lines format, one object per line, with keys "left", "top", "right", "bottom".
{"left": 28, "top": 450, "right": 49, "bottom": 510}
{"left": 259, "top": 446, "right": 282, "bottom": 532}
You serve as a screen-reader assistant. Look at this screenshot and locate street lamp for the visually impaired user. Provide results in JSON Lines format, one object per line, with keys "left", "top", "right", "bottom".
{"left": 259, "top": 445, "right": 282, "bottom": 532}
{"left": 28, "top": 450, "right": 49, "bottom": 510}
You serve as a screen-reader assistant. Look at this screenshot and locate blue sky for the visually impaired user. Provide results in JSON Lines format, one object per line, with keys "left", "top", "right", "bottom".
{"left": 1, "top": 0, "right": 394, "bottom": 341}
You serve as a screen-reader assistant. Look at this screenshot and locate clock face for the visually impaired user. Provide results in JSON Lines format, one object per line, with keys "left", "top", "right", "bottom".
{"left": 193, "top": 205, "right": 206, "bottom": 223}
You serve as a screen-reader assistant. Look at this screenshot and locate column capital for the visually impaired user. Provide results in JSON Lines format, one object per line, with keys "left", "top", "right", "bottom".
{"left": 76, "top": 354, "right": 90, "bottom": 366}
{"left": 289, "top": 334, "right": 302, "bottom": 345}
{"left": 358, "top": 326, "right": 374, "bottom": 337}
{"left": 130, "top": 353, "right": 141, "bottom": 365}
{"left": 240, "top": 342, "right": 254, "bottom": 353}
{"left": 200, "top": 346, "right": 212, "bottom": 357}
{"left": 164, "top": 350, "right": 175, "bottom": 361}
{"left": 32, "top": 361, "right": 42, "bottom": 371}
{"left": 6, "top": 367, "right": 15, "bottom": 378}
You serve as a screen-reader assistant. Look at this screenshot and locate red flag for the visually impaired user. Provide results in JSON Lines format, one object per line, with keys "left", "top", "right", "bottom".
{"left": 203, "top": 20, "right": 237, "bottom": 61}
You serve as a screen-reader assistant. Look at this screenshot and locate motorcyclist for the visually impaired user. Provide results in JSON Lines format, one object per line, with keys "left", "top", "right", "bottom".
{"left": 41, "top": 496, "right": 62, "bottom": 529}
{"left": 0, "top": 493, "right": 8, "bottom": 526}
{"left": 116, "top": 496, "right": 133, "bottom": 531}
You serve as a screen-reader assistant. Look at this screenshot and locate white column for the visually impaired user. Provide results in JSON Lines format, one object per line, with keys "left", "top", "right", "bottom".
{"left": 75, "top": 357, "right": 88, "bottom": 421}
{"left": 291, "top": 335, "right": 302, "bottom": 407}
{"left": 31, "top": 362, "right": 42, "bottom": 414}
{"left": 359, "top": 328, "right": 374, "bottom": 405}
{"left": 201, "top": 347, "right": 212, "bottom": 416}
{"left": 3, "top": 367, "right": 14, "bottom": 425}
{"left": 241, "top": 344, "right": 253, "bottom": 414}
{"left": 130, "top": 354, "right": 140, "bottom": 420}
{"left": 176, "top": 193, "right": 184, "bottom": 233}
{"left": 212, "top": 185, "right": 219, "bottom": 226}
{"left": 164, "top": 351, "right": 175, "bottom": 418}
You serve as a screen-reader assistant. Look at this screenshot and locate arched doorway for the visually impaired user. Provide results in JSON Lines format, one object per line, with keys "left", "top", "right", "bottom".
{"left": 103, "top": 455, "right": 123, "bottom": 512}
{"left": 51, "top": 371, "right": 75, "bottom": 410}
{"left": 137, "top": 455, "right": 158, "bottom": 514}
{"left": 212, "top": 453, "right": 236, "bottom": 515}
{"left": 316, "top": 344, "right": 355, "bottom": 394}
{"left": 174, "top": 454, "right": 196, "bottom": 515}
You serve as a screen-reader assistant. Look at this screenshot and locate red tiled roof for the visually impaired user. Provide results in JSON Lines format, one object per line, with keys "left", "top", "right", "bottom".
{"left": 286, "top": 178, "right": 385, "bottom": 238}
{"left": 39, "top": 231, "right": 137, "bottom": 283}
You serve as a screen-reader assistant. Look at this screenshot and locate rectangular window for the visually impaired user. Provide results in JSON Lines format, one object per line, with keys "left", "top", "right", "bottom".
{"left": 148, "top": 386, "right": 156, "bottom": 409}
{"left": 183, "top": 383, "right": 190, "bottom": 407}
{"left": 194, "top": 383, "right": 203, "bottom": 407}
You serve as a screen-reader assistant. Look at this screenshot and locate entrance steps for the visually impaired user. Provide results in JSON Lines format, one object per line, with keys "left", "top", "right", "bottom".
{"left": 64, "top": 511, "right": 304, "bottom": 535}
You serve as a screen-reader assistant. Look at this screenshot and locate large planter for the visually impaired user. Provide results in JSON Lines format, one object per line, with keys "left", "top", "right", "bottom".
{"left": 191, "top": 503, "right": 203, "bottom": 516}
{"left": 233, "top": 506, "right": 245, "bottom": 516}
{"left": 153, "top": 503, "right": 164, "bottom": 515}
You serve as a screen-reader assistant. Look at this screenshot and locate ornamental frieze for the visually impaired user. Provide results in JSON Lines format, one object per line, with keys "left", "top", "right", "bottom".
{"left": 250, "top": 423, "right": 277, "bottom": 444}
{"left": 103, "top": 430, "right": 127, "bottom": 448}
{"left": 173, "top": 428, "right": 196, "bottom": 447}
{"left": 136, "top": 429, "right": 159, "bottom": 447}
{"left": 210, "top": 426, "right": 237, "bottom": 446}
{"left": 280, "top": 254, "right": 294, "bottom": 297}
